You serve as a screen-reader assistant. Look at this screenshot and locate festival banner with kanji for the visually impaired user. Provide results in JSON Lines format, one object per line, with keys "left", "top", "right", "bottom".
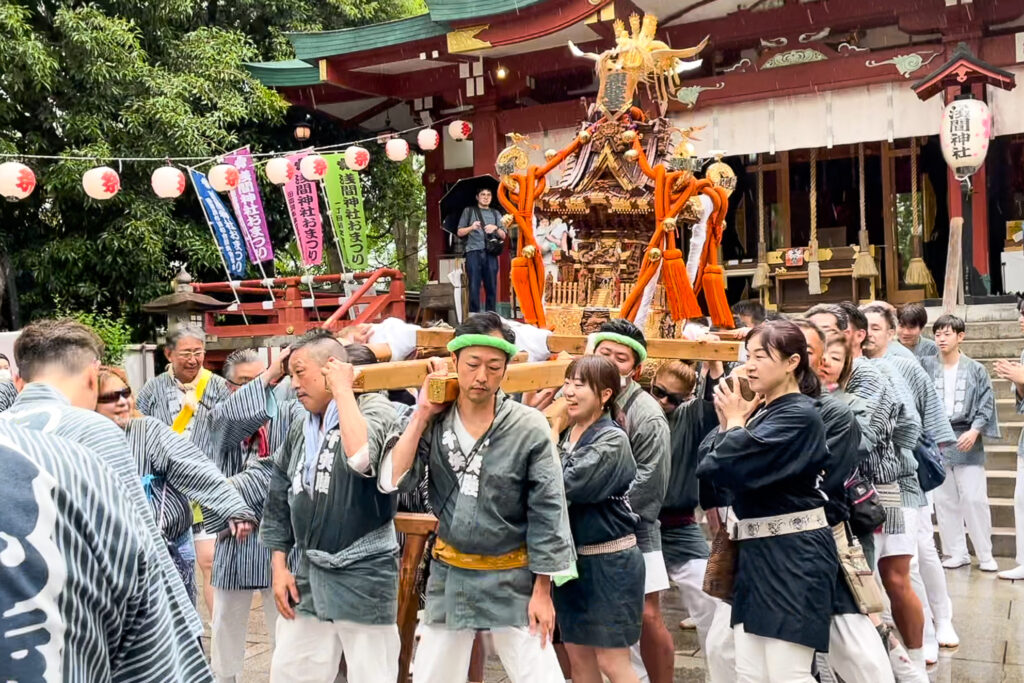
{"left": 284, "top": 151, "right": 324, "bottom": 266}
{"left": 188, "top": 168, "right": 247, "bottom": 278}
{"left": 225, "top": 147, "right": 274, "bottom": 263}
{"left": 322, "top": 156, "right": 369, "bottom": 270}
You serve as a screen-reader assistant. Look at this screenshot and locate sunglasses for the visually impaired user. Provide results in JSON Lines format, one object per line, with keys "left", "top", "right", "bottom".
{"left": 651, "top": 384, "right": 687, "bottom": 406}
{"left": 97, "top": 387, "right": 132, "bottom": 404}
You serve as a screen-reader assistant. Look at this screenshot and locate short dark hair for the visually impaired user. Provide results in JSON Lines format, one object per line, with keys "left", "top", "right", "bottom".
{"left": 454, "top": 312, "right": 515, "bottom": 363}
{"left": 792, "top": 318, "right": 825, "bottom": 344}
{"left": 565, "top": 355, "right": 622, "bottom": 412}
{"left": 747, "top": 320, "right": 820, "bottom": 398}
{"left": 897, "top": 302, "right": 928, "bottom": 329}
{"left": 805, "top": 304, "right": 848, "bottom": 331}
{"left": 861, "top": 303, "right": 896, "bottom": 331}
{"left": 731, "top": 299, "right": 766, "bottom": 325}
{"left": 837, "top": 301, "right": 868, "bottom": 332}
{"left": 476, "top": 187, "right": 492, "bottom": 197}
{"left": 932, "top": 314, "right": 966, "bottom": 335}
{"left": 344, "top": 343, "right": 379, "bottom": 367}
{"left": 15, "top": 319, "right": 104, "bottom": 381}
{"left": 597, "top": 319, "right": 647, "bottom": 365}
{"left": 286, "top": 328, "right": 348, "bottom": 370}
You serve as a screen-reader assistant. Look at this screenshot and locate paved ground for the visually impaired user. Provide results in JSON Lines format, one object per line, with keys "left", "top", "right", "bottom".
{"left": 199, "top": 557, "right": 1024, "bottom": 682}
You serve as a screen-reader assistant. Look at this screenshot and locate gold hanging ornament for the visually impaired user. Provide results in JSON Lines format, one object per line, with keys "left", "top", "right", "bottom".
{"left": 706, "top": 151, "right": 736, "bottom": 197}
{"left": 496, "top": 132, "right": 533, "bottom": 191}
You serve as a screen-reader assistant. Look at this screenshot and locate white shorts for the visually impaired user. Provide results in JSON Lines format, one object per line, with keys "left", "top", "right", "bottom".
{"left": 875, "top": 506, "right": 918, "bottom": 560}
{"left": 643, "top": 550, "right": 670, "bottom": 594}
{"left": 193, "top": 529, "right": 217, "bottom": 542}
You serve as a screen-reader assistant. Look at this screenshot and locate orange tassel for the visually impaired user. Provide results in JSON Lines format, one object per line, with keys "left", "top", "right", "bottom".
{"left": 526, "top": 256, "right": 548, "bottom": 329}
{"left": 511, "top": 256, "right": 538, "bottom": 324}
{"left": 661, "top": 249, "right": 702, "bottom": 320}
{"left": 702, "top": 264, "right": 735, "bottom": 328}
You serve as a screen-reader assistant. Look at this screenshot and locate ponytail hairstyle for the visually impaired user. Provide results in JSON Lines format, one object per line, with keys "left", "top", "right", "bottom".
{"left": 746, "top": 320, "right": 821, "bottom": 398}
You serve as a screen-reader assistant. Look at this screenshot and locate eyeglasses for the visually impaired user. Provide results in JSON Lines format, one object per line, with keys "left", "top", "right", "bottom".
{"left": 97, "top": 387, "right": 132, "bottom": 404}
{"left": 651, "top": 384, "right": 687, "bottom": 406}
{"left": 174, "top": 350, "right": 205, "bottom": 360}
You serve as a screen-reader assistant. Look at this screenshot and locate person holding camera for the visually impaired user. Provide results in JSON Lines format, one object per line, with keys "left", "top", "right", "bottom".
{"left": 456, "top": 188, "right": 506, "bottom": 313}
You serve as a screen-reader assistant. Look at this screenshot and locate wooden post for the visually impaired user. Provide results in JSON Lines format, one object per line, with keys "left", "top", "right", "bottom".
{"left": 394, "top": 513, "right": 437, "bottom": 683}
{"left": 943, "top": 217, "right": 964, "bottom": 315}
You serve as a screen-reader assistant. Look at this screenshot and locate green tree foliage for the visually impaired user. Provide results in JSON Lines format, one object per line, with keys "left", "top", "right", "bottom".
{"left": 0, "top": 0, "right": 426, "bottom": 334}
{"left": 362, "top": 154, "right": 428, "bottom": 289}
{"left": 58, "top": 309, "right": 133, "bottom": 365}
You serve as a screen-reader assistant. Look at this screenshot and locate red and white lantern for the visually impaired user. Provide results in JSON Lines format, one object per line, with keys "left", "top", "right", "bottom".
{"left": 299, "top": 154, "right": 328, "bottom": 181}
{"left": 448, "top": 120, "right": 472, "bottom": 141}
{"left": 344, "top": 146, "right": 371, "bottom": 171}
{"left": 0, "top": 161, "right": 36, "bottom": 201}
{"left": 417, "top": 128, "right": 440, "bottom": 151}
{"left": 82, "top": 166, "right": 120, "bottom": 200}
{"left": 385, "top": 138, "right": 410, "bottom": 162}
{"left": 208, "top": 163, "right": 240, "bottom": 192}
{"left": 151, "top": 166, "right": 186, "bottom": 199}
{"left": 940, "top": 97, "right": 992, "bottom": 181}
{"left": 265, "top": 157, "right": 295, "bottom": 186}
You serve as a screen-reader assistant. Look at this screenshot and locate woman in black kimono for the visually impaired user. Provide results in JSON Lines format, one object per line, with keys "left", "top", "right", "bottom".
{"left": 553, "top": 355, "right": 644, "bottom": 683}
{"left": 696, "top": 320, "right": 837, "bottom": 683}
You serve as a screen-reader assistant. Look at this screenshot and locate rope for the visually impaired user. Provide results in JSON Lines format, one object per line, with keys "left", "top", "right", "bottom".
{"left": 852, "top": 142, "right": 878, "bottom": 279}
{"left": 858, "top": 143, "right": 866, "bottom": 236}
{"left": 758, "top": 164, "right": 765, "bottom": 247}
{"left": 911, "top": 139, "right": 920, "bottom": 236}
{"left": 807, "top": 148, "right": 822, "bottom": 294}
{"left": 751, "top": 156, "right": 770, "bottom": 290}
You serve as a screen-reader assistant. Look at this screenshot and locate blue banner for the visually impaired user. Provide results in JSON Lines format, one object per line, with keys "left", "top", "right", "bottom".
{"left": 189, "top": 168, "right": 247, "bottom": 278}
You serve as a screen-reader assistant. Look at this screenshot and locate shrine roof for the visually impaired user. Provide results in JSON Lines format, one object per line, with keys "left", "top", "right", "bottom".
{"left": 426, "top": 0, "right": 546, "bottom": 22}
{"left": 244, "top": 59, "right": 321, "bottom": 87}
{"left": 285, "top": 14, "right": 451, "bottom": 61}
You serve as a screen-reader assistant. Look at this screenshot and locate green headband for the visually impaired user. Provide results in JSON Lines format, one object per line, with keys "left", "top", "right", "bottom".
{"left": 447, "top": 333, "right": 519, "bottom": 358}
{"left": 592, "top": 331, "right": 648, "bottom": 363}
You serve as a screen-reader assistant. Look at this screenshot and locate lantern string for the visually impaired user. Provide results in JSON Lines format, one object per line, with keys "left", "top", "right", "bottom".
{"left": 0, "top": 116, "right": 456, "bottom": 167}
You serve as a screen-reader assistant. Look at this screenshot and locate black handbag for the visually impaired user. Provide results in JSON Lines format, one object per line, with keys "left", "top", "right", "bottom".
{"left": 913, "top": 433, "right": 947, "bottom": 493}
{"left": 845, "top": 473, "right": 887, "bottom": 538}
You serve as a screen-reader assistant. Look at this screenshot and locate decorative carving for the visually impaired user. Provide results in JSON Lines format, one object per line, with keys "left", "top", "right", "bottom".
{"left": 721, "top": 58, "right": 751, "bottom": 73}
{"left": 838, "top": 42, "right": 868, "bottom": 54}
{"left": 446, "top": 25, "right": 491, "bottom": 54}
{"left": 760, "top": 37, "right": 789, "bottom": 49}
{"left": 762, "top": 49, "right": 827, "bottom": 69}
{"left": 675, "top": 82, "right": 725, "bottom": 108}
{"left": 799, "top": 28, "right": 830, "bottom": 43}
{"left": 865, "top": 51, "right": 939, "bottom": 78}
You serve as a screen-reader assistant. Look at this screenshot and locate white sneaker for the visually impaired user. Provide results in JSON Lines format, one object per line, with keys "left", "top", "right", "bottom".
{"left": 942, "top": 555, "right": 970, "bottom": 569}
{"left": 998, "top": 565, "right": 1024, "bottom": 580}
{"left": 935, "top": 619, "right": 959, "bottom": 648}
{"left": 679, "top": 617, "right": 696, "bottom": 630}
{"left": 923, "top": 638, "right": 939, "bottom": 665}
{"left": 979, "top": 559, "right": 999, "bottom": 572}
{"left": 888, "top": 642, "right": 929, "bottom": 683}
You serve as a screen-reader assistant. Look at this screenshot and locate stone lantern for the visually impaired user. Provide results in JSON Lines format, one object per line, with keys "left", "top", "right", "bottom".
{"left": 141, "top": 266, "right": 226, "bottom": 337}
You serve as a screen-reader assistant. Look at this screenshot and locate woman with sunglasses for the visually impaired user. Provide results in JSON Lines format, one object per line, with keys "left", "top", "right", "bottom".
{"left": 696, "top": 320, "right": 836, "bottom": 683}
{"left": 553, "top": 355, "right": 644, "bottom": 683}
{"left": 96, "top": 366, "right": 257, "bottom": 603}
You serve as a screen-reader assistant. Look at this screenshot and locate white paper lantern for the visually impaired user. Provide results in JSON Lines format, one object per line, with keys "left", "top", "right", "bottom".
{"left": 208, "top": 163, "right": 240, "bottom": 192}
{"left": 82, "top": 166, "right": 120, "bottom": 200}
{"left": 0, "top": 162, "right": 36, "bottom": 200}
{"left": 386, "top": 138, "right": 410, "bottom": 162}
{"left": 151, "top": 166, "right": 186, "bottom": 199}
{"left": 448, "top": 120, "right": 472, "bottom": 141}
{"left": 265, "top": 157, "right": 295, "bottom": 186}
{"left": 940, "top": 97, "right": 992, "bottom": 181}
{"left": 299, "top": 154, "right": 328, "bottom": 181}
{"left": 344, "top": 146, "right": 371, "bottom": 171}
{"left": 417, "top": 128, "right": 440, "bottom": 151}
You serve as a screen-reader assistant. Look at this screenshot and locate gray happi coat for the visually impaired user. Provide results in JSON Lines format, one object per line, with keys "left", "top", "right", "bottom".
{"left": 136, "top": 370, "right": 231, "bottom": 456}
{"left": 262, "top": 392, "right": 399, "bottom": 624}
{"left": 0, "top": 420, "right": 213, "bottom": 682}
{"left": 391, "top": 392, "right": 574, "bottom": 630}
{"left": 921, "top": 354, "right": 1000, "bottom": 466}
{"left": 208, "top": 378, "right": 304, "bottom": 591}
{"left": 616, "top": 380, "right": 671, "bottom": 553}
{"left": 0, "top": 383, "right": 208, "bottom": 669}
{"left": 0, "top": 380, "right": 16, "bottom": 412}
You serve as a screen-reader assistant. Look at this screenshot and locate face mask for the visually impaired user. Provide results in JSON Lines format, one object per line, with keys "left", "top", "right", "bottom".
{"left": 0, "top": 369, "right": 11, "bottom": 383}
{"left": 620, "top": 375, "right": 629, "bottom": 388}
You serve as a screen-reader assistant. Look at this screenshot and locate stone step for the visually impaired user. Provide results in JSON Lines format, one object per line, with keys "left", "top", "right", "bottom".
{"left": 989, "top": 498, "right": 1017, "bottom": 528}
{"left": 933, "top": 527, "right": 1018, "bottom": 559}
{"left": 961, "top": 339, "right": 1024, "bottom": 359}
{"left": 987, "top": 422, "right": 1023, "bottom": 447}
{"left": 985, "top": 444, "right": 1020, "bottom": 469}
{"left": 987, "top": 470, "right": 1018, "bottom": 498}
{"left": 941, "top": 319, "right": 1024, "bottom": 338}
{"left": 997, "top": 397, "right": 1019, "bottom": 420}
{"left": 979, "top": 358, "right": 1022, "bottom": 375}
{"left": 994, "top": 379, "right": 1016, "bottom": 400}
{"left": 925, "top": 302, "right": 1020, "bottom": 322}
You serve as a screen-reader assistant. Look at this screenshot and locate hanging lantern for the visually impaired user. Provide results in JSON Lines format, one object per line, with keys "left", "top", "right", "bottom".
{"left": 706, "top": 153, "right": 737, "bottom": 197}
{"left": 448, "top": 120, "right": 472, "bottom": 141}
{"left": 940, "top": 97, "right": 991, "bottom": 181}
{"left": 386, "top": 138, "right": 410, "bottom": 162}
{"left": 265, "top": 157, "right": 295, "bottom": 186}
{"left": 0, "top": 162, "right": 36, "bottom": 201}
{"left": 344, "top": 146, "right": 371, "bottom": 171}
{"left": 208, "top": 163, "right": 240, "bottom": 193}
{"left": 299, "top": 154, "right": 328, "bottom": 181}
{"left": 82, "top": 166, "right": 120, "bottom": 200}
{"left": 417, "top": 128, "right": 440, "bottom": 151}
{"left": 151, "top": 166, "right": 186, "bottom": 199}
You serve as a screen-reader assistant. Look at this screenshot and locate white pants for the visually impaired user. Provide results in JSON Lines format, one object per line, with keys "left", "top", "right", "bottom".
{"left": 705, "top": 601, "right": 737, "bottom": 683}
{"left": 828, "top": 614, "right": 895, "bottom": 683}
{"left": 914, "top": 503, "right": 952, "bottom": 623}
{"left": 1015, "top": 458, "right": 1024, "bottom": 565}
{"left": 270, "top": 614, "right": 400, "bottom": 683}
{"left": 411, "top": 624, "right": 563, "bottom": 683}
{"left": 934, "top": 463, "right": 994, "bottom": 562}
{"left": 212, "top": 587, "right": 278, "bottom": 682}
{"left": 667, "top": 559, "right": 719, "bottom": 651}
{"left": 734, "top": 623, "right": 815, "bottom": 683}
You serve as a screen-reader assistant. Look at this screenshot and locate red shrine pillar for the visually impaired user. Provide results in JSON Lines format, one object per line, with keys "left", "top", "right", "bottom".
{"left": 424, "top": 133, "right": 446, "bottom": 282}
{"left": 471, "top": 101, "right": 512, "bottom": 306}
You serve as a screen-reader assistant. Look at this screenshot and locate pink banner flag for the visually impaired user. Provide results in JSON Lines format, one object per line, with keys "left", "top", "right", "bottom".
{"left": 284, "top": 151, "right": 324, "bottom": 266}
{"left": 225, "top": 146, "right": 274, "bottom": 263}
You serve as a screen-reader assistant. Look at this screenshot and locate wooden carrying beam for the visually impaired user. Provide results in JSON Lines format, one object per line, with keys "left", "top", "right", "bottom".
{"left": 352, "top": 358, "right": 575, "bottom": 396}
{"left": 414, "top": 329, "right": 741, "bottom": 362}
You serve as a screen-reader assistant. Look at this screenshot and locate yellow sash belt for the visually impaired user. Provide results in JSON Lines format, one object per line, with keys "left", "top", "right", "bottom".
{"left": 432, "top": 538, "right": 529, "bottom": 571}
{"left": 170, "top": 368, "right": 213, "bottom": 525}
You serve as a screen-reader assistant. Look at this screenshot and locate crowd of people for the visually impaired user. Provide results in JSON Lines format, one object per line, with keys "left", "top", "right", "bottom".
{"left": 1, "top": 297, "right": 1023, "bottom": 682}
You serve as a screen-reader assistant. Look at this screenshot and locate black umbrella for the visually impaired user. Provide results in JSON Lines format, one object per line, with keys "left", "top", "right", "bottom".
{"left": 440, "top": 174, "right": 503, "bottom": 233}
